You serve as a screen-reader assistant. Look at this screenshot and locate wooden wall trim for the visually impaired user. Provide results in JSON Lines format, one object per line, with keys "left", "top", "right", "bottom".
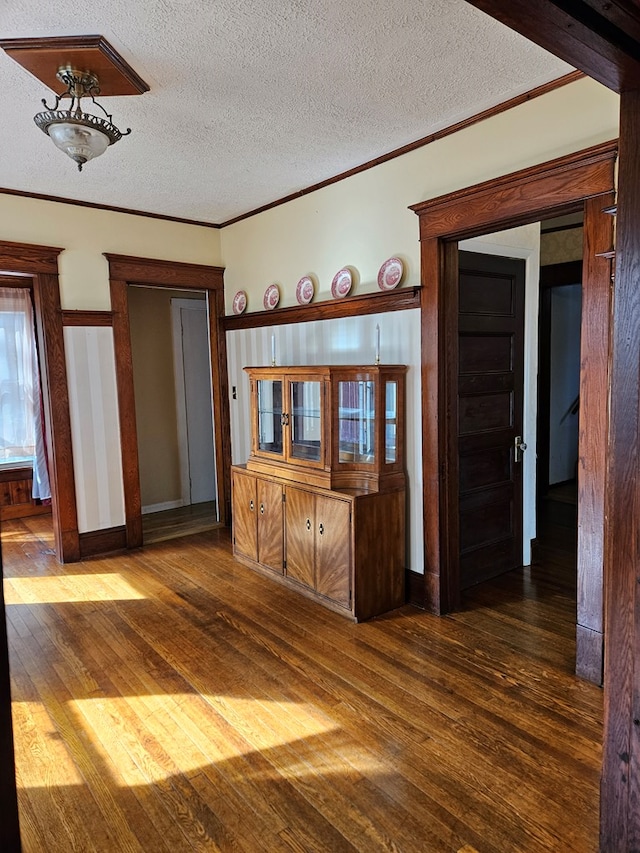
{"left": 419, "top": 240, "right": 443, "bottom": 614}
{"left": 0, "top": 187, "right": 221, "bottom": 230}
{"left": 224, "top": 286, "right": 421, "bottom": 330}
{"left": 413, "top": 142, "right": 617, "bottom": 617}
{"left": 34, "top": 272, "right": 80, "bottom": 562}
{"left": 220, "top": 71, "right": 584, "bottom": 228}
{"left": 104, "top": 254, "right": 224, "bottom": 288}
{"left": 576, "top": 192, "right": 615, "bottom": 686}
{"left": 0, "top": 240, "right": 63, "bottom": 275}
{"left": 79, "top": 525, "right": 127, "bottom": 559}
{"left": 109, "top": 277, "right": 143, "bottom": 549}
{"left": 61, "top": 310, "right": 113, "bottom": 327}
{"left": 406, "top": 569, "right": 426, "bottom": 608}
{"left": 411, "top": 140, "right": 618, "bottom": 240}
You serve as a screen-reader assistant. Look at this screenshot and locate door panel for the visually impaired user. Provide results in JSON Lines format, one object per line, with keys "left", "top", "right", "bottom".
{"left": 284, "top": 486, "right": 315, "bottom": 589}
{"left": 232, "top": 471, "right": 257, "bottom": 562}
{"left": 458, "top": 251, "right": 525, "bottom": 590}
{"left": 315, "top": 495, "right": 351, "bottom": 606}
{"left": 257, "top": 479, "right": 283, "bottom": 574}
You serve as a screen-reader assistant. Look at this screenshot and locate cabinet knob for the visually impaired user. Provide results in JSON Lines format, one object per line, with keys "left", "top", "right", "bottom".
{"left": 249, "top": 499, "right": 254, "bottom": 511}
{"left": 306, "top": 518, "right": 311, "bottom": 530}
{"left": 260, "top": 503, "right": 265, "bottom": 514}
{"left": 319, "top": 523, "right": 324, "bottom": 536}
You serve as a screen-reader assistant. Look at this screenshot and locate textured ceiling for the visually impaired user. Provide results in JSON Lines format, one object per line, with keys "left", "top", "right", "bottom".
{"left": 0, "top": 1, "right": 571, "bottom": 225}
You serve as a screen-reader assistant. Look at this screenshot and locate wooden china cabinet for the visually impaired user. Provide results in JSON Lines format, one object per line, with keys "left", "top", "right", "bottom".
{"left": 231, "top": 365, "right": 407, "bottom": 621}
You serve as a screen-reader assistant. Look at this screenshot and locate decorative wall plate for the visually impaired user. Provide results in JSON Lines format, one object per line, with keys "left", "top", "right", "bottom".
{"left": 331, "top": 267, "right": 353, "bottom": 298}
{"left": 296, "top": 275, "right": 315, "bottom": 305}
{"left": 232, "top": 290, "right": 247, "bottom": 314}
{"left": 263, "top": 284, "right": 280, "bottom": 310}
{"left": 377, "top": 257, "right": 404, "bottom": 290}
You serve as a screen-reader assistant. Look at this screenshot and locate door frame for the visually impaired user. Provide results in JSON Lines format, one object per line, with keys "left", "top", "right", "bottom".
{"left": 106, "top": 254, "right": 230, "bottom": 548}
{"left": 0, "top": 241, "right": 80, "bottom": 562}
{"left": 410, "top": 140, "right": 616, "bottom": 666}
{"left": 170, "top": 296, "right": 217, "bottom": 510}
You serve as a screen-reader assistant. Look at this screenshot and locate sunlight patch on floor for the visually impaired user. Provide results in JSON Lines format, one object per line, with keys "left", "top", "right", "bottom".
{"left": 64, "top": 694, "right": 354, "bottom": 784}
{"left": 4, "top": 573, "right": 147, "bottom": 604}
{"left": 12, "top": 701, "right": 85, "bottom": 788}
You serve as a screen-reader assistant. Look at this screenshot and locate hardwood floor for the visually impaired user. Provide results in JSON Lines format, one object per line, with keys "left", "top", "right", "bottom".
{"left": 2, "top": 515, "right": 600, "bottom": 852}
{"left": 142, "top": 501, "right": 222, "bottom": 545}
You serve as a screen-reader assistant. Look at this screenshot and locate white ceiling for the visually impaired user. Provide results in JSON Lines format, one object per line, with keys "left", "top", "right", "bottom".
{"left": 0, "top": 1, "right": 571, "bottom": 225}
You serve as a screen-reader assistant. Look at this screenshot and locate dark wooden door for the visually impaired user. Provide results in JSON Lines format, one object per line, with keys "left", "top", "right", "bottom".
{"left": 458, "top": 251, "right": 526, "bottom": 590}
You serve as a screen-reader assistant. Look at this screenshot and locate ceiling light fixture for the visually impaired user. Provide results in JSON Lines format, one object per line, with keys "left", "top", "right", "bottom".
{"left": 34, "top": 66, "right": 130, "bottom": 171}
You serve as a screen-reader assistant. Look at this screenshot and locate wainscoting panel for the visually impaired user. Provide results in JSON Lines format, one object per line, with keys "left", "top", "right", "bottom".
{"left": 227, "top": 308, "right": 423, "bottom": 573}
{"left": 64, "top": 326, "right": 126, "bottom": 533}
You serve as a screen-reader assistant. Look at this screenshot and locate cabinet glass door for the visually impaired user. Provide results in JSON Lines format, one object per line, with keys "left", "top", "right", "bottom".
{"left": 385, "top": 381, "right": 398, "bottom": 463}
{"left": 257, "top": 379, "right": 283, "bottom": 455}
{"left": 289, "top": 380, "right": 322, "bottom": 462}
{"left": 338, "top": 380, "right": 375, "bottom": 464}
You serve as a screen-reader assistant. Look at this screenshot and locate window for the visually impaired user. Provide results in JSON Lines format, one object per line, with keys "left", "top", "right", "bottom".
{"left": 0, "top": 287, "right": 50, "bottom": 499}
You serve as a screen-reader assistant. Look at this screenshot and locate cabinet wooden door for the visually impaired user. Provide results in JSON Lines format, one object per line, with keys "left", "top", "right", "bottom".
{"left": 232, "top": 470, "right": 257, "bottom": 561}
{"left": 257, "top": 479, "right": 283, "bottom": 573}
{"left": 284, "top": 486, "right": 315, "bottom": 589}
{"left": 315, "top": 494, "right": 351, "bottom": 606}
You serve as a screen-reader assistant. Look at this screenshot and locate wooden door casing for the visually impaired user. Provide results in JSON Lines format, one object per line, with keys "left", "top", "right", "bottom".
{"left": 411, "top": 140, "right": 616, "bottom": 616}
{"left": 458, "top": 251, "right": 526, "bottom": 589}
{"left": 257, "top": 478, "right": 284, "bottom": 574}
{"left": 314, "top": 494, "right": 351, "bottom": 606}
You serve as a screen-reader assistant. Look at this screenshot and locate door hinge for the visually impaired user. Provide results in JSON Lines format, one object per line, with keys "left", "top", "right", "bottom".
{"left": 283, "top": 559, "right": 287, "bottom": 570}
{"left": 282, "top": 492, "right": 286, "bottom": 503}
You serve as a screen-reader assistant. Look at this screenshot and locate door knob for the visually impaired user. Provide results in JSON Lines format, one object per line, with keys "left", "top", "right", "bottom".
{"left": 514, "top": 435, "right": 527, "bottom": 463}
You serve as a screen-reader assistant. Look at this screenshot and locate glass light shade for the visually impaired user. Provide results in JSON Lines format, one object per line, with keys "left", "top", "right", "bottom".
{"left": 47, "top": 121, "right": 111, "bottom": 169}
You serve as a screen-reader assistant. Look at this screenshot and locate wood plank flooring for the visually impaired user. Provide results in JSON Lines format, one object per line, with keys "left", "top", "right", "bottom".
{"left": 2, "top": 515, "right": 600, "bottom": 852}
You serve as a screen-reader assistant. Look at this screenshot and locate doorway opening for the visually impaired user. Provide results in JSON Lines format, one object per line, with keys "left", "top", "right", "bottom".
{"left": 454, "top": 212, "right": 584, "bottom": 598}
{"left": 536, "top": 213, "right": 583, "bottom": 560}
{"left": 128, "top": 285, "right": 220, "bottom": 545}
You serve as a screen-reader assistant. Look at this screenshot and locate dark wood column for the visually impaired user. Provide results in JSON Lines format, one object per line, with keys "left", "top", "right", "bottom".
{"left": 601, "top": 88, "right": 640, "bottom": 852}
{"left": 0, "top": 540, "right": 21, "bottom": 851}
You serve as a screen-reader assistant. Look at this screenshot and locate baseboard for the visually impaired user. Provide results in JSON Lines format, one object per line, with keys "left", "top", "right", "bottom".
{"left": 141, "top": 500, "right": 184, "bottom": 515}
{"left": 406, "top": 569, "right": 425, "bottom": 608}
{"left": 79, "top": 525, "right": 127, "bottom": 558}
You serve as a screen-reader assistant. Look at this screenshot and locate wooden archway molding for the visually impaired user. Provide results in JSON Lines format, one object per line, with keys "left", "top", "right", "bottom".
{"left": 410, "top": 139, "right": 617, "bottom": 682}
{"left": 0, "top": 240, "right": 80, "bottom": 562}
{"left": 106, "top": 254, "right": 230, "bottom": 549}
